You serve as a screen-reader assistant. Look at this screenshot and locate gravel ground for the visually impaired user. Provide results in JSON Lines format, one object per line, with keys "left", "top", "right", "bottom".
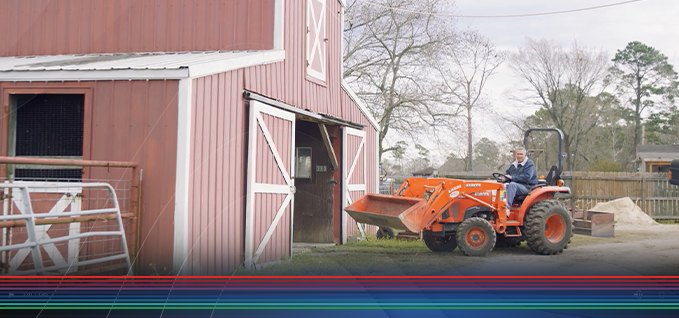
{"left": 282, "top": 224, "right": 679, "bottom": 276}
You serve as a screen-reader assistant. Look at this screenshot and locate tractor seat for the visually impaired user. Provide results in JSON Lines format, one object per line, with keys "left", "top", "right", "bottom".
{"left": 514, "top": 166, "right": 560, "bottom": 207}
{"left": 513, "top": 184, "right": 541, "bottom": 206}
{"left": 513, "top": 193, "right": 529, "bottom": 206}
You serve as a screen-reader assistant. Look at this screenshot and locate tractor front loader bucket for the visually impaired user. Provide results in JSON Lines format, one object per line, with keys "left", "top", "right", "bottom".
{"left": 573, "top": 209, "right": 615, "bottom": 237}
{"left": 344, "top": 194, "right": 427, "bottom": 233}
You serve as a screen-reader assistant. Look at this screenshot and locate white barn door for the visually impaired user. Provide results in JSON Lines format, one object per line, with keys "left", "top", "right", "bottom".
{"left": 342, "top": 127, "right": 367, "bottom": 244}
{"left": 245, "top": 101, "right": 296, "bottom": 270}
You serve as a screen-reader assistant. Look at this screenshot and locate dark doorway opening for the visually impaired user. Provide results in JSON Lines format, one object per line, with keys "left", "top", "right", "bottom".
{"left": 292, "top": 120, "right": 338, "bottom": 243}
{"left": 9, "top": 94, "right": 85, "bottom": 181}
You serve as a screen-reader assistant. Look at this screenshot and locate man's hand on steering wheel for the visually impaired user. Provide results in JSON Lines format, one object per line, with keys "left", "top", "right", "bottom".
{"left": 492, "top": 173, "right": 513, "bottom": 183}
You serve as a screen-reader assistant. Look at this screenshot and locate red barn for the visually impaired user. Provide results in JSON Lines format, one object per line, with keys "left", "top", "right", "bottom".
{"left": 0, "top": 0, "right": 379, "bottom": 275}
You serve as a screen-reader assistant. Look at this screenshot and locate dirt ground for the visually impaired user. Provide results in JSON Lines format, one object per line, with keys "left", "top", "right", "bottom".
{"left": 281, "top": 224, "right": 679, "bottom": 276}
{"left": 449, "top": 224, "right": 679, "bottom": 276}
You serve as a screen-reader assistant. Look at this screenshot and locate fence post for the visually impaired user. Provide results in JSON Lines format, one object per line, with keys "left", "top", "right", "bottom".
{"left": 641, "top": 173, "right": 647, "bottom": 216}
{"left": 571, "top": 174, "right": 577, "bottom": 213}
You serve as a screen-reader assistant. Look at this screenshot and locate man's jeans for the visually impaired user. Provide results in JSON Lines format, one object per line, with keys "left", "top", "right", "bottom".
{"left": 506, "top": 182, "right": 530, "bottom": 206}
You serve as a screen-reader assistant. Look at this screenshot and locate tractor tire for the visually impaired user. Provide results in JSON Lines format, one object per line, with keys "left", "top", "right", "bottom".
{"left": 376, "top": 227, "right": 395, "bottom": 239}
{"left": 524, "top": 200, "right": 573, "bottom": 255}
{"left": 495, "top": 236, "right": 523, "bottom": 248}
{"left": 422, "top": 230, "right": 457, "bottom": 252}
{"left": 455, "top": 217, "right": 496, "bottom": 257}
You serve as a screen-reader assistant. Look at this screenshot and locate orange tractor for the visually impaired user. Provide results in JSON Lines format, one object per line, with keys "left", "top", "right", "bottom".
{"left": 346, "top": 128, "right": 573, "bottom": 256}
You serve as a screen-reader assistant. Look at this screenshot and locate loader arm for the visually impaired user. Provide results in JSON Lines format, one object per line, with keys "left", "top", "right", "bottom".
{"left": 348, "top": 178, "right": 510, "bottom": 233}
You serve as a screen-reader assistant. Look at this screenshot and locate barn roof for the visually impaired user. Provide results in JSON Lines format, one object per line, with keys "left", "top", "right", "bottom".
{"left": 0, "top": 50, "right": 285, "bottom": 80}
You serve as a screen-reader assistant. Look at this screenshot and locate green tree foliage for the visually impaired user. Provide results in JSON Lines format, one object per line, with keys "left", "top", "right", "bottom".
{"left": 587, "top": 158, "right": 624, "bottom": 172}
{"left": 473, "top": 138, "right": 501, "bottom": 170}
{"left": 610, "top": 41, "right": 678, "bottom": 152}
{"left": 645, "top": 106, "right": 679, "bottom": 145}
{"left": 415, "top": 144, "right": 430, "bottom": 164}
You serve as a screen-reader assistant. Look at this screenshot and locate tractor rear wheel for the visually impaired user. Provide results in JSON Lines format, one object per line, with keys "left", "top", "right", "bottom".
{"left": 422, "top": 230, "right": 457, "bottom": 252}
{"left": 524, "top": 200, "right": 573, "bottom": 255}
{"left": 455, "top": 217, "right": 496, "bottom": 257}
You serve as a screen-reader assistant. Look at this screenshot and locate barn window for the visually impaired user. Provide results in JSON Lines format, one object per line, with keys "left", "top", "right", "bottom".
{"left": 9, "top": 94, "right": 84, "bottom": 181}
{"left": 296, "top": 147, "right": 313, "bottom": 179}
{"left": 306, "top": 0, "right": 327, "bottom": 82}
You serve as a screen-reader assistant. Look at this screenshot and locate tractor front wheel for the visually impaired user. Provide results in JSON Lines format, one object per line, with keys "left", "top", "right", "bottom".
{"left": 455, "top": 217, "right": 496, "bottom": 257}
{"left": 422, "top": 230, "right": 457, "bottom": 252}
{"left": 524, "top": 200, "right": 573, "bottom": 255}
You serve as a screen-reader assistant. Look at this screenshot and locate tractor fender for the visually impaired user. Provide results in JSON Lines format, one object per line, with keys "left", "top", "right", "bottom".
{"left": 464, "top": 206, "right": 493, "bottom": 221}
{"left": 517, "top": 186, "right": 570, "bottom": 217}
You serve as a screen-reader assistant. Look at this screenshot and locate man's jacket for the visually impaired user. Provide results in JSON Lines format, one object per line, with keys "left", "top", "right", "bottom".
{"left": 506, "top": 158, "right": 538, "bottom": 186}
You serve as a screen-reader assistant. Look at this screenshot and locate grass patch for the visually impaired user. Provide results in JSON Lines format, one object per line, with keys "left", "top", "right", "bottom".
{"left": 316, "top": 237, "right": 428, "bottom": 254}
{"left": 655, "top": 219, "right": 679, "bottom": 224}
{"left": 231, "top": 237, "right": 470, "bottom": 276}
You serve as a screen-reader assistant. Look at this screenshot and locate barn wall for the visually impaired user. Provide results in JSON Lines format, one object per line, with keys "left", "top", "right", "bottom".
{"left": 185, "top": 71, "right": 247, "bottom": 275}
{"left": 0, "top": 80, "right": 179, "bottom": 273}
{"left": 243, "top": 0, "right": 343, "bottom": 118}
{"left": 0, "top": 0, "right": 275, "bottom": 57}
{"left": 183, "top": 0, "right": 380, "bottom": 274}
{"left": 340, "top": 87, "right": 379, "bottom": 238}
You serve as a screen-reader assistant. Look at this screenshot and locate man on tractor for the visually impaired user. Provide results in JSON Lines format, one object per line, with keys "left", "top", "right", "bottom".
{"left": 499, "top": 147, "right": 538, "bottom": 207}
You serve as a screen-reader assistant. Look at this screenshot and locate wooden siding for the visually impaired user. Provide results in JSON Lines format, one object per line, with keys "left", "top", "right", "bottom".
{"left": 340, "top": 88, "right": 379, "bottom": 238}
{"left": 185, "top": 70, "right": 380, "bottom": 273}
{"left": 0, "top": 80, "right": 179, "bottom": 273}
{"left": 0, "top": 0, "right": 275, "bottom": 57}
{"left": 183, "top": 0, "right": 380, "bottom": 274}
{"left": 252, "top": 112, "right": 293, "bottom": 266}
{"left": 243, "top": 0, "right": 343, "bottom": 117}
{"left": 186, "top": 71, "right": 247, "bottom": 275}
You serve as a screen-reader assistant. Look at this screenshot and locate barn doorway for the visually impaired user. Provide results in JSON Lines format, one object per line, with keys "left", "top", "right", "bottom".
{"left": 292, "top": 120, "right": 339, "bottom": 243}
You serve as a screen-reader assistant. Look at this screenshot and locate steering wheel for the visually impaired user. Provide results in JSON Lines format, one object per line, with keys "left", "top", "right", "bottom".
{"left": 492, "top": 172, "right": 507, "bottom": 183}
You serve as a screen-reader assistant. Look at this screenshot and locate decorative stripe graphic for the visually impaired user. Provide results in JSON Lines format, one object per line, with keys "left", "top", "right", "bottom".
{"left": 0, "top": 276, "right": 678, "bottom": 311}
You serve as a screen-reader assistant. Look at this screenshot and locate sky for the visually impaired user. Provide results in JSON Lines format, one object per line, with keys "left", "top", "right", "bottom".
{"left": 391, "top": 0, "right": 679, "bottom": 167}
{"left": 456, "top": 0, "right": 679, "bottom": 138}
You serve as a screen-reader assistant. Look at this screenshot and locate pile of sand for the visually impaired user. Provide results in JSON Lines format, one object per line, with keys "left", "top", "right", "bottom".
{"left": 590, "top": 197, "right": 658, "bottom": 226}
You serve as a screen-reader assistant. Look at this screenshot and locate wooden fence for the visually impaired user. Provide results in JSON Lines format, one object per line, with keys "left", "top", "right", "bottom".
{"left": 382, "top": 171, "right": 679, "bottom": 219}
{"left": 563, "top": 171, "right": 679, "bottom": 219}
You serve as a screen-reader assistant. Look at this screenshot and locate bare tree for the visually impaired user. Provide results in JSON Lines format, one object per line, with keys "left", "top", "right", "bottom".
{"left": 436, "top": 30, "right": 505, "bottom": 171}
{"left": 508, "top": 39, "right": 610, "bottom": 170}
{"left": 343, "top": 0, "right": 459, "bottom": 161}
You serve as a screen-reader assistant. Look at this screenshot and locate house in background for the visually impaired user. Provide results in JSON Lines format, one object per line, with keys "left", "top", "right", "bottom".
{"left": 0, "top": 0, "right": 379, "bottom": 275}
{"left": 411, "top": 167, "right": 436, "bottom": 177}
{"left": 636, "top": 145, "right": 679, "bottom": 173}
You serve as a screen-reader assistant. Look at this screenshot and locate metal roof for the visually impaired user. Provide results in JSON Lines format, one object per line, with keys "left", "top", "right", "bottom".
{"left": 0, "top": 50, "right": 285, "bottom": 80}
{"left": 636, "top": 145, "right": 679, "bottom": 161}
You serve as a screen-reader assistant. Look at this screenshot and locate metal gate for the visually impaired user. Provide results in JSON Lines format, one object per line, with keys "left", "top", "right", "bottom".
{"left": 0, "top": 182, "right": 131, "bottom": 275}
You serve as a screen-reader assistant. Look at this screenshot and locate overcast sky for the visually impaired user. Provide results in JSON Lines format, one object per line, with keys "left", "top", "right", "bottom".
{"left": 377, "top": 0, "right": 678, "bottom": 166}
{"left": 450, "top": 0, "right": 677, "bottom": 153}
